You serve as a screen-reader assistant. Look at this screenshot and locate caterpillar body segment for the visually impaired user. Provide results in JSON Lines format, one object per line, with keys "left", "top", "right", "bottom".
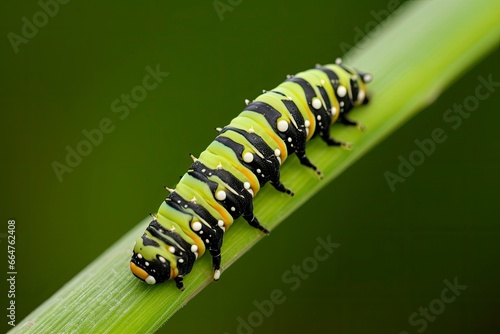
{"left": 130, "top": 59, "right": 372, "bottom": 289}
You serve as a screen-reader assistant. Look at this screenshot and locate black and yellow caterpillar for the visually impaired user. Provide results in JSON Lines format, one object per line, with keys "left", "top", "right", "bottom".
{"left": 130, "top": 58, "right": 372, "bottom": 290}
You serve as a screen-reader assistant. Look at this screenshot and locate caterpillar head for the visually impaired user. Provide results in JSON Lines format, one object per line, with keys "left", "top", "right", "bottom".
{"left": 130, "top": 232, "right": 172, "bottom": 285}
{"left": 129, "top": 219, "right": 198, "bottom": 286}
{"left": 354, "top": 69, "right": 373, "bottom": 106}
{"left": 334, "top": 58, "right": 372, "bottom": 106}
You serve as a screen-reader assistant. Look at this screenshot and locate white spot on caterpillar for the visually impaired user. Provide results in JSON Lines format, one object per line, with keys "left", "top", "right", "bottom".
{"left": 363, "top": 73, "right": 373, "bottom": 83}
{"left": 218, "top": 220, "right": 224, "bottom": 227}
{"left": 159, "top": 256, "right": 166, "bottom": 263}
{"left": 247, "top": 188, "right": 254, "bottom": 197}
{"left": 331, "top": 107, "right": 337, "bottom": 116}
{"left": 277, "top": 120, "right": 289, "bottom": 132}
{"left": 192, "top": 221, "right": 202, "bottom": 231}
{"left": 256, "top": 169, "right": 261, "bottom": 173}
{"left": 145, "top": 275, "right": 156, "bottom": 285}
{"left": 243, "top": 182, "right": 251, "bottom": 189}
{"left": 243, "top": 152, "right": 254, "bottom": 163}
{"left": 191, "top": 245, "right": 198, "bottom": 253}
{"left": 168, "top": 246, "right": 175, "bottom": 253}
{"left": 201, "top": 169, "right": 206, "bottom": 173}
{"left": 317, "top": 115, "right": 321, "bottom": 121}
{"left": 216, "top": 190, "right": 227, "bottom": 201}
{"left": 357, "top": 90, "right": 365, "bottom": 103}
{"left": 214, "top": 269, "right": 221, "bottom": 280}
{"left": 217, "top": 162, "right": 223, "bottom": 169}
{"left": 145, "top": 261, "right": 149, "bottom": 266}
{"left": 231, "top": 207, "right": 236, "bottom": 212}
{"left": 304, "top": 120, "right": 310, "bottom": 128}
{"left": 335, "top": 57, "right": 342, "bottom": 64}
{"left": 190, "top": 196, "right": 197, "bottom": 203}
{"left": 248, "top": 126, "right": 255, "bottom": 133}
{"left": 274, "top": 149, "right": 281, "bottom": 157}
{"left": 287, "top": 137, "right": 292, "bottom": 143}
{"left": 245, "top": 99, "right": 250, "bottom": 105}
{"left": 337, "top": 85, "right": 347, "bottom": 98}
{"left": 312, "top": 97, "right": 322, "bottom": 110}
{"left": 205, "top": 239, "right": 209, "bottom": 243}
{"left": 179, "top": 259, "right": 184, "bottom": 263}
{"left": 277, "top": 157, "right": 282, "bottom": 165}
{"left": 340, "top": 101, "right": 345, "bottom": 107}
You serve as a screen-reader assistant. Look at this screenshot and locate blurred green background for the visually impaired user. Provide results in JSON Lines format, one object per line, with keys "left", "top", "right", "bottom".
{"left": 1, "top": 0, "right": 499, "bottom": 333}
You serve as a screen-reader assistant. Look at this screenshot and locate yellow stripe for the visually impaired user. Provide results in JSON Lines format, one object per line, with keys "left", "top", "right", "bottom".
{"left": 129, "top": 262, "right": 149, "bottom": 280}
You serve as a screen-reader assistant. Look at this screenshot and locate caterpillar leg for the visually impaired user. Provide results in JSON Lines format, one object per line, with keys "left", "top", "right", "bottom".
{"left": 243, "top": 213, "right": 270, "bottom": 234}
{"left": 174, "top": 277, "right": 185, "bottom": 291}
{"left": 210, "top": 250, "right": 222, "bottom": 281}
{"left": 270, "top": 180, "right": 294, "bottom": 196}
{"left": 296, "top": 151, "right": 323, "bottom": 178}
{"left": 340, "top": 115, "right": 365, "bottom": 131}
{"left": 320, "top": 131, "right": 352, "bottom": 150}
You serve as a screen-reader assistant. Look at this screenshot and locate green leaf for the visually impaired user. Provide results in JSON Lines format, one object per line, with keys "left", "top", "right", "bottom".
{"left": 11, "top": 0, "right": 499, "bottom": 333}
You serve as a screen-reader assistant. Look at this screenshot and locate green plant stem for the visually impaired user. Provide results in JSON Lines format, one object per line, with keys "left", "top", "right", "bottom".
{"left": 12, "top": 0, "right": 500, "bottom": 333}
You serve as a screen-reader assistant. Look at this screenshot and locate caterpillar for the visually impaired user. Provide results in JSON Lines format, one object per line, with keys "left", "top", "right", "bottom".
{"left": 129, "top": 58, "right": 372, "bottom": 290}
